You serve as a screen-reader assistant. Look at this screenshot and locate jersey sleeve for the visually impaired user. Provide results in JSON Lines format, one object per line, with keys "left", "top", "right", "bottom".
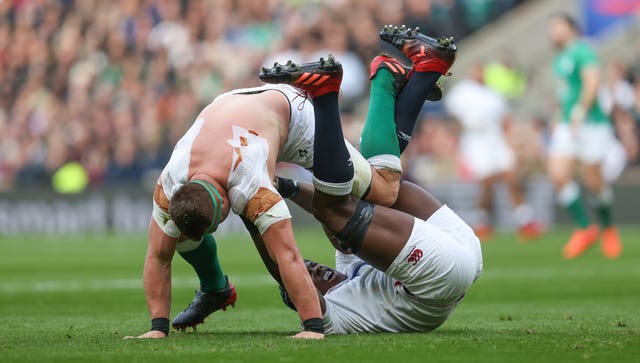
{"left": 152, "top": 181, "right": 181, "bottom": 238}
{"left": 576, "top": 43, "right": 600, "bottom": 69}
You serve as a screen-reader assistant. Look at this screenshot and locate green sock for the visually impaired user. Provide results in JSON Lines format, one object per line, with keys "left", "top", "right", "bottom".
{"left": 566, "top": 195, "right": 591, "bottom": 229}
{"left": 178, "top": 234, "right": 228, "bottom": 292}
{"left": 360, "top": 70, "right": 400, "bottom": 160}
{"left": 595, "top": 204, "right": 613, "bottom": 228}
{"left": 592, "top": 187, "right": 614, "bottom": 228}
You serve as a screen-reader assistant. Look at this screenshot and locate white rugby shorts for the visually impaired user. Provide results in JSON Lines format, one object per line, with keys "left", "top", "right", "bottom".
{"left": 385, "top": 205, "right": 483, "bottom": 304}
{"left": 549, "top": 122, "right": 616, "bottom": 165}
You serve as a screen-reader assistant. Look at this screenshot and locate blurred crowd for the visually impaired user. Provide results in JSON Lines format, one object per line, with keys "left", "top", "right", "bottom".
{"left": 0, "top": 0, "right": 529, "bottom": 191}
{"left": 6, "top": 0, "right": 638, "bottom": 193}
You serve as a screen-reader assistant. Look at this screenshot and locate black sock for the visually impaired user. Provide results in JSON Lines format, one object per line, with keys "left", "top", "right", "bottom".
{"left": 395, "top": 71, "right": 441, "bottom": 153}
{"left": 312, "top": 92, "right": 354, "bottom": 184}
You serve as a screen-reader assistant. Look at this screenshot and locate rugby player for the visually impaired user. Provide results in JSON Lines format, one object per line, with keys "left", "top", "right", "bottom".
{"left": 127, "top": 25, "right": 449, "bottom": 338}
{"left": 259, "top": 26, "right": 482, "bottom": 333}
{"left": 547, "top": 14, "right": 622, "bottom": 259}
{"left": 445, "top": 62, "right": 543, "bottom": 240}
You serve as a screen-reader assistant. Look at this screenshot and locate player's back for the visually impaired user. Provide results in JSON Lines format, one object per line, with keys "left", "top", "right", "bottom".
{"left": 156, "top": 86, "right": 293, "bottom": 217}
{"left": 187, "top": 89, "right": 292, "bottom": 185}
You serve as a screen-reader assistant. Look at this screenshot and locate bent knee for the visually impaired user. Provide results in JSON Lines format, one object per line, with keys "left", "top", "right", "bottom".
{"left": 365, "top": 170, "right": 400, "bottom": 207}
{"left": 311, "top": 194, "right": 356, "bottom": 233}
{"left": 582, "top": 172, "right": 603, "bottom": 193}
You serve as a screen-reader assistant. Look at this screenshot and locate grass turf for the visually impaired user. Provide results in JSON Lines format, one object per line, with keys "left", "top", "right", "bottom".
{"left": 1, "top": 226, "right": 639, "bottom": 363}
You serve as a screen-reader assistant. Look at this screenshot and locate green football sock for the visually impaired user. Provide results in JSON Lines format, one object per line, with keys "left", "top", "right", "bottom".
{"left": 595, "top": 204, "right": 613, "bottom": 228}
{"left": 593, "top": 187, "right": 614, "bottom": 228}
{"left": 178, "top": 234, "right": 228, "bottom": 292}
{"left": 360, "top": 70, "right": 400, "bottom": 160}
{"left": 566, "top": 196, "right": 591, "bottom": 229}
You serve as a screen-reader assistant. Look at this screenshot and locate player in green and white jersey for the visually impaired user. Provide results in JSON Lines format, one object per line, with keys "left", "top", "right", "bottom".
{"left": 547, "top": 13, "right": 622, "bottom": 259}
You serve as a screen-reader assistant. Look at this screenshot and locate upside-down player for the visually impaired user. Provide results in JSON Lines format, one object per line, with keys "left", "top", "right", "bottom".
{"left": 256, "top": 26, "right": 482, "bottom": 333}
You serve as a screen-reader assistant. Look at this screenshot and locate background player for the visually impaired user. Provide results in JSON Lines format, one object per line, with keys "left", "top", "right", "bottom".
{"left": 445, "top": 62, "right": 542, "bottom": 240}
{"left": 547, "top": 13, "right": 622, "bottom": 259}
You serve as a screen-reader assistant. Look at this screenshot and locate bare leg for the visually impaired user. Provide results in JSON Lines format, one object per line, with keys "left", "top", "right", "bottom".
{"left": 391, "top": 180, "right": 442, "bottom": 220}
{"left": 478, "top": 175, "right": 496, "bottom": 222}
{"left": 501, "top": 169, "right": 525, "bottom": 206}
{"left": 312, "top": 192, "right": 415, "bottom": 271}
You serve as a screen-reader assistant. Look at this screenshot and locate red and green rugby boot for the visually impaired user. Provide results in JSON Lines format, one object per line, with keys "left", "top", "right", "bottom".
{"left": 379, "top": 24, "right": 457, "bottom": 75}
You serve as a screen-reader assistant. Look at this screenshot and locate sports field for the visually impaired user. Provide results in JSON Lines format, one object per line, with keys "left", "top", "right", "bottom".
{"left": 1, "top": 226, "right": 639, "bottom": 363}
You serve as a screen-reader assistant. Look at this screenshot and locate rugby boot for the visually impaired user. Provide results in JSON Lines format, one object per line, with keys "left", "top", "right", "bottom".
{"left": 379, "top": 24, "right": 456, "bottom": 75}
{"left": 473, "top": 224, "right": 494, "bottom": 242}
{"left": 259, "top": 55, "right": 342, "bottom": 98}
{"left": 369, "top": 53, "right": 443, "bottom": 101}
{"left": 562, "top": 225, "right": 599, "bottom": 259}
{"left": 172, "top": 276, "right": 237, "bottom": 331}
{"left": 601, "top": 226, "right": 622, "bottom": 259}
{"left": 518, "top": 221, "right": 545, "bottom": 241}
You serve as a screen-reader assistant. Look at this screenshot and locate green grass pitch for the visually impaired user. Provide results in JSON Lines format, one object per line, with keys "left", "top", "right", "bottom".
{"left": 1, "top": 226, "right": 639, "bottom": 363}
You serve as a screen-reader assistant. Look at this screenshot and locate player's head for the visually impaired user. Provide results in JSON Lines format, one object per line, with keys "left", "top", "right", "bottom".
{"left": 305, "top": 260, "right": 348, "bottom": 295}
{"left": 549, "top": 13, "right": 580, "bottom": 49}
{"left": 169, "top": 180, "right": 223, "bottom": 240}
{"left": 279, "top": 260, "right": 348, "bottom": 311}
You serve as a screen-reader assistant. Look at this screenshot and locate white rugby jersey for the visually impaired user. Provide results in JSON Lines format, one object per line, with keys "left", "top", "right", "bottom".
{"left": 323, "top": 255, "right": 460, "bottom": 334}
{"left": 219, "top": 84, "right": 316, "bottom": 169}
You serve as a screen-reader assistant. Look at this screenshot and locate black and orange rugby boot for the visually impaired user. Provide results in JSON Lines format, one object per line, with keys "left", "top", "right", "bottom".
{"left": 259, "top": 55, "right": 342, "bottom": 98}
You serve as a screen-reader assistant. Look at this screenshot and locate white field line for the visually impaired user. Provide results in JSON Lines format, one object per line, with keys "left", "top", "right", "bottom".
{"left": 0, "top": 274, "right": 275, "bottom": 294}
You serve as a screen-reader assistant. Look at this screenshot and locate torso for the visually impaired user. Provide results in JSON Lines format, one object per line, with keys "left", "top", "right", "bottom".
{"left": 190, "top": 90, "right": 291, "bottom": 188}
{"left": 553, "top": 41, "right": 609, "bottom": 124}
{"left": 155, "top": 88, "right": 292, "bottom": 222}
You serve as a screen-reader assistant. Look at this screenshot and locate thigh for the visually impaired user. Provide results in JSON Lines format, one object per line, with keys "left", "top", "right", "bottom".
{"left": 547, "top": 155, "right": 575, "bottom": 187}
{"left": 577, "top": 123, "right": 615, "bottom": 165}
{"left": 356, "top": 202, "right": 417, "bottom": 271}
{"left": 314, "top": 193, "right": 415, "bottom": 272}
{"left": 390, "top": 181, "right": 442, "bottom": 221}
{"left": 581, "top": 163, "right": 604, "bottom": 193}
{"left": 548, "top": 123, "right": 576, "bottom": 160}
{"left": 386, "top": 215, "right": 480, "bottom": 303}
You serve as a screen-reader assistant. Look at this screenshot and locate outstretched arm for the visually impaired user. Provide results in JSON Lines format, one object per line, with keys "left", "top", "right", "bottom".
{"left": 126, "top": 218, "right": 177, "bottom": 339}
{"left": 260, "top": 219, "right": 324, "bottom": 339}
{"left": 241, "top": 216, "right": 327, "bottom": 314}
{"left": 241, "top": 216, "right": 282, "bottom": 285}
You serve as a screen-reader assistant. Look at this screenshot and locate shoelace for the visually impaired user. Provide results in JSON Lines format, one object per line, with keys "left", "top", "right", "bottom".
{"left": 292, "top": 89, "right": 310, "bottom": 111}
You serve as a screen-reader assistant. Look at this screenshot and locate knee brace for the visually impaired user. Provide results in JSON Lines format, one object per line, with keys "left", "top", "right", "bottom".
{"left": 336, "top": 200, "right": 375, "bottom": 254}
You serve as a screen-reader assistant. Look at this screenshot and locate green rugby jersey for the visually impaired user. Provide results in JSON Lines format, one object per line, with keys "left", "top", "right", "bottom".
{"left": 552, "top": 40, "right": 610, "bottom": 124}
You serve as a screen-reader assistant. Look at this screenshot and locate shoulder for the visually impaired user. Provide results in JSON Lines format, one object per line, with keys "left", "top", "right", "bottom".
{"left": 573, "top": 41, "right": 599, "bottom": 65}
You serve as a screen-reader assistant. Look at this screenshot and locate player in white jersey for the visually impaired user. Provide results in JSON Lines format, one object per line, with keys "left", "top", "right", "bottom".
{"left": 128, "top": 31, "right": 451, "bottom": 339}
{"left": 129, "top": 81, "right": 334, "bottom": 339}
{"left": 270, "top": 181, "right": 482, "bottom": 334}
{"left": 256, "top": 26, "right": 480, "bottom": 334}
{"left": 445, "top": 62, "right": 542, "bottom": 240}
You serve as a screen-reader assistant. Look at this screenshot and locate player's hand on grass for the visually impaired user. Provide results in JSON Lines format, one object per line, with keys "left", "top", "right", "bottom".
{"left": 123, "top": 330, "right": 167, "bottom": 339}
{"left": 290, "top": 331, "right": 324, "bottom": 339}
